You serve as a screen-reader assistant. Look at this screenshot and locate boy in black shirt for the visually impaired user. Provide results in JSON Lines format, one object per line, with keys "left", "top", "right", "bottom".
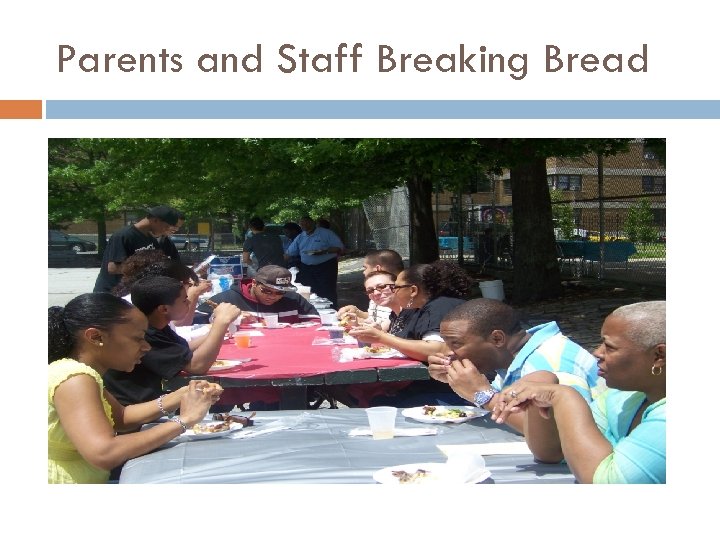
{"left": 104, "top": 275, "right": 241, "bottom": 405}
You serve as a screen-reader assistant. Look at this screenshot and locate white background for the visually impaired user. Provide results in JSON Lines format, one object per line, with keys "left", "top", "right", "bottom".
{"left": 2, "top": 0, "right": 708, "bottom": 536}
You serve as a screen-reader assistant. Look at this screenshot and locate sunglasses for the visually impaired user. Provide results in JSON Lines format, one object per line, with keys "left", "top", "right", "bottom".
{"left": 257, "top": 284, "right": 285, "bottom": 297}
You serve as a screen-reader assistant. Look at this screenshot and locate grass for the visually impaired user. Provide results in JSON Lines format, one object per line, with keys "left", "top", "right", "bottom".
{"left": 629, "top": 242, "right": 666, "bottom": 259}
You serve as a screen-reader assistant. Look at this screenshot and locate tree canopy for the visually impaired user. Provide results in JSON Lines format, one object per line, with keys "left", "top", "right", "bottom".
{"left": 49, "top": 137, "right": 660, "bottom": 302}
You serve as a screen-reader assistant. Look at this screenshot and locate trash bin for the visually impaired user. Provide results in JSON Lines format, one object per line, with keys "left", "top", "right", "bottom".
{"left": 478, "top": 279, "right": 505, "bottom": 301}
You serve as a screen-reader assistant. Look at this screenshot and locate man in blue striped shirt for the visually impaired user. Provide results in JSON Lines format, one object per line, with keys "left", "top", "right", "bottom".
{"left": 428, "top": 298, "right": 605, "bottom": 434}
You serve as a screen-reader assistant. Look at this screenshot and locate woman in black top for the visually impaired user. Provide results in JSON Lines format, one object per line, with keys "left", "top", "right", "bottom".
{"left": 349, "top": 260, "right": 473, "bottom": 361}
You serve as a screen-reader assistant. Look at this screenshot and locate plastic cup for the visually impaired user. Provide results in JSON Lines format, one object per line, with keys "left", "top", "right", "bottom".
{"left": 365, "top": 406, "right": 397, "bottom": 440}
{"left": 327, "top": 327, "right": 344, "bottom": 340}
{"left": 319, "top": 310, "right": 338, "bottom": 326}
{"left": 264, "top": 314, "right": 280, "bottom": 328}
{"left": 233, "top": 333, "right": 252, "bottom": 348}
{"left": 296, "top": 285, "right": 312, "bottom": 300}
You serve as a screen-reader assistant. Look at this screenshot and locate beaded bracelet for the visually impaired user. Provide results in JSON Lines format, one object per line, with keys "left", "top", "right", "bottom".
{"left": 170, "top": 417, "right": 189, "bottom": 433}
{"left": 157, "top": 395, "right": 174, "bottom": 417}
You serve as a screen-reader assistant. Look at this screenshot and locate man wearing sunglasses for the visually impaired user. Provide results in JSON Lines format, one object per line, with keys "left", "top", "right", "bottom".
{"left": 196, "top": 265, "right": 318, "bottom": 324}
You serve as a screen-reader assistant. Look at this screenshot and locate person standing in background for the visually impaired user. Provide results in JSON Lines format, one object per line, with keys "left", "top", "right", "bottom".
{"left": 285, "top": 216, "right": 344, "bottom": 308}
{"left": 242, "top": 216, "right": 285, "bottom": 277}
{"left": 282, "top": 222, "right": 302, "bottom": 268}
{"left": 93, "top": 205, "right": 180, "bottom": 293}
{"left": 158, "top": 211, "right": 185, "bottom": 260}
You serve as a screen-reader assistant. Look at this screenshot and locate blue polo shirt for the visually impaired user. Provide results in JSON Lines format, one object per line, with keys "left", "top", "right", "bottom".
{"left": 286, "top": 227, "right": 344, "bottom": 265}
{"left": 491, "top": 321, "right": 605, "bottom": 403}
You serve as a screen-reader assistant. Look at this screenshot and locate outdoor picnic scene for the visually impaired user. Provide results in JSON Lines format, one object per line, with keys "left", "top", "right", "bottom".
{"left": 48, "top": 137, "right": 666, "bottom": 484}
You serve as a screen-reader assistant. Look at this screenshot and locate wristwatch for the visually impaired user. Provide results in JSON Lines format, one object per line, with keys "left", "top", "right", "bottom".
{"left": 473, "top": 388, "right": 498, "bottom": 408}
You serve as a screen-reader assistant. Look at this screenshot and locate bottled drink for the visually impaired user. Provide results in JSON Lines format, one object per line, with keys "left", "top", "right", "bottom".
{"left": 193, "top": 254, "right": 216, "bottom": 275}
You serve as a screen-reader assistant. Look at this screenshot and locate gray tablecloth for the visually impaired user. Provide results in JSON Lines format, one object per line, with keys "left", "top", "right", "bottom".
{"left": 120, "top": 408, "right": 574, "bottom": 484}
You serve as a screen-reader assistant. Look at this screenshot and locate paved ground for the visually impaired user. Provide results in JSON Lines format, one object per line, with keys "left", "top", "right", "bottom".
{"left": 48, "top": 258, "right": 666, "bottom": 353}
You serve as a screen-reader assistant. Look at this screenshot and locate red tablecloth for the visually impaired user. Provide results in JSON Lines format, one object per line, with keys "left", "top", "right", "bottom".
{"left": 212, "top": 325, "right": 420, "bottom": 380}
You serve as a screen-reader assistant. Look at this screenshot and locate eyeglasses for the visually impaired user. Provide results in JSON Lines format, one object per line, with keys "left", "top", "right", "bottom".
{"left": 257, "top": 284, "right": 285, "bottom": 297}
{"left": 389, "top": 284, "right": 413, "bottom": 292}
{"left": 365, "top": 283, "right": 395, "bottom": 295}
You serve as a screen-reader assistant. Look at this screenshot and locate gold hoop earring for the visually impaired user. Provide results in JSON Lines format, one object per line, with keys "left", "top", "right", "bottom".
{"left": 651, "top": 365, "right": 663, "bottom": 376}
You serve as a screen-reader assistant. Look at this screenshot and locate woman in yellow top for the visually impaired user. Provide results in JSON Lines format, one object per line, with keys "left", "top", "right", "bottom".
{"left": 48, "top": 292, "right": 222, "bottom": 484}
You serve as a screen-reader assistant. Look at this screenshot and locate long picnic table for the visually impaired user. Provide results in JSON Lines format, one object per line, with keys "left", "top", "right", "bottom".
{"left": 164, "top": 324, "right": 429, "bottom": 409}
{"left": 119, "top": 408, "right": 575, "bottom": 484}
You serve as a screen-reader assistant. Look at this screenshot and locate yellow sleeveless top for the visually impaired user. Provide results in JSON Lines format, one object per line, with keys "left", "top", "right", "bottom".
{"left": 48, "top": 359, "right": 115, "bottom": 484}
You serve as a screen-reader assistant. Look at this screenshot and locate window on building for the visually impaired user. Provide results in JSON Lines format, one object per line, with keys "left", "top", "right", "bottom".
{"left": 650, "top": 209, "right": 666, "bottom": 226}
{"left": 642, "top": 176, "right": 665, "bottom": 193}
{"left": 643, "top": 149, "right": 657, "bottom": 160}
{"left": 547, "top": 174, "right": 582, "bottom": 191}
{"left": 503, "top": 179, "right": 512, "bottom": 194}
{"left": 465, "top": 172, "right": 492, "bottom": 193}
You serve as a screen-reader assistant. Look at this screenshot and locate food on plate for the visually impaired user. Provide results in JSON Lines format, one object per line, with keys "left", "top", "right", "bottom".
{"left": 422, "top": 405, "right": 468, "bottom": 419}
{"left": 192, "top": 421, "right": 232, "bottom": 434}
{"left": 364, "top": 345, "right": 392, "bottom": 354}
{"left": 211, "top": 360, "right": 231, "bottom": 369}
{"left": 212, "top": 412, "right": 256, "bottom": 427}
{"left": 391, "top": 469, "right": 432, "bottom": 484}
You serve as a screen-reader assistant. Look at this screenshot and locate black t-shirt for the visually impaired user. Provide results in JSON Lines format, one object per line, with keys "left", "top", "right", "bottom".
{"left": 195, "top": 281, "right": 319, "bottom": 323}
{"left": 243, "top": 232, "right": 285, "bottom": 268}
{"left": 158, "top": 236, "right": 181, "bottom": 260}
{"left": 389, "top": 296, "right": 466, "bottom": 340}
{"left": 93, "top": 225, "right": 161, "bottom": 292}
{"left": 103, "top": 325, "right": 192, "bottom": 405}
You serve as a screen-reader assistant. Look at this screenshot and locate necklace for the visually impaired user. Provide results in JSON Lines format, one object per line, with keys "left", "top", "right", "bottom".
{"left": 388, "top": 312, "right": 405, "bottom": 335}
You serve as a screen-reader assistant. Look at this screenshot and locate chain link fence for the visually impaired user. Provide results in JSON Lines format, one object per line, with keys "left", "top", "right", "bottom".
{"left": 434, "top": 140, "right": 666, "bottom": 284}
{"left": 361, "top": 186, "right": 411, "bottom": 259}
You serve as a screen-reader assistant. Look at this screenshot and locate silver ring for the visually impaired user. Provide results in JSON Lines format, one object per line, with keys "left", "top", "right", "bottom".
{"left": 510, "top": 390, "right": 518, "bottom": 399}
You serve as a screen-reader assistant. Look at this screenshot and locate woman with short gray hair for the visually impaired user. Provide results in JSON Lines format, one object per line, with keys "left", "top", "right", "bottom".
{"left": 492, "top": 301, "right": 666, "bottom": 484}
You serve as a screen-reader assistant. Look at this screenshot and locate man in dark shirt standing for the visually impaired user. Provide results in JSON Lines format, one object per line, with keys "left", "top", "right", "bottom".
{"left": 242, "top": 216, "right": 285, "bottom": 276}
{"left": 93, "top": 205, "right": 180, "bottom": 293}
{"left": 158, "top": 211, "right": 185, "bottom": 261}
{"left": 103, "top": 275, "right": 241, "bottom": 405}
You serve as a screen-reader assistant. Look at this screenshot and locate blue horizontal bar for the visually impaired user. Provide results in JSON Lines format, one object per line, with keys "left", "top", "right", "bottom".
{"left": 45, "top": 100, "right": 720, "bottom": 119}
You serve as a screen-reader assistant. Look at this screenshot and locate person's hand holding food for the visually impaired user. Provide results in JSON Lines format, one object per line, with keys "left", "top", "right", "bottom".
{"left": 427, "top": 352, "right": 455, "bottom": 383}
{"left": 177, "top": 380, "right": 224, "bottom": 427}
{"left": 446, "top": 359, "right": 491, "bottom": 403}
{"left": 212, "top": 303, "right": 243, "bottom": 327}
{"left": 338, "top": 305, "right": 359, "bottom": 318}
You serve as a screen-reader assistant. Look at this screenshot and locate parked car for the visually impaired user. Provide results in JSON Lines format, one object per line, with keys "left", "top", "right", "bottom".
{"left": 48, "top": 230, "right": 97, "bottom": 252}
{"left": 170, "top": 234, "right": 210, "bottom": 251}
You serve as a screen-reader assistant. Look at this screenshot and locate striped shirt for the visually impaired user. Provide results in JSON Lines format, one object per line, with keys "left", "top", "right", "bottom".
{"left": 591, "top": 390, "right": 666, "bottom": 484}
{"left": 491, "top": 321, "right": 605, "bottom": 403}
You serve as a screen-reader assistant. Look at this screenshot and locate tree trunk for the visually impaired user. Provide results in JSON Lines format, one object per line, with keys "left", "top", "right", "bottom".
{"left": 510, "top": 158, "right": 563, "bottom": 303}
{"left": 407, "top": 174, "right": 439, "bottom": 264}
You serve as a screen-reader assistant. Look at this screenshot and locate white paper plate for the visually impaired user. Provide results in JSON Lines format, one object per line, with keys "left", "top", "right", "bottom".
{"left": 180, "top": 421, "right": 243, "bottom": 440}
{"left": 372, "top": 462, "right": 491, "bottom": 484}
{"left": 208, "top": 359, "right": 252, "bottom": 372}
{"left": 402, "top": 406, "right": 486, "bottom": 424}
